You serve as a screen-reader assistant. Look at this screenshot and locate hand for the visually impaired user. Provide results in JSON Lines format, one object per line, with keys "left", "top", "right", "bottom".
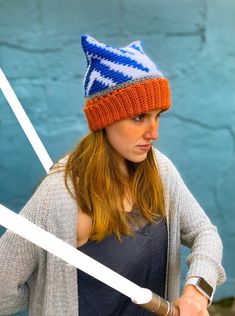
{"left": 173, "top": 285, "right": 210, "bottom": 315}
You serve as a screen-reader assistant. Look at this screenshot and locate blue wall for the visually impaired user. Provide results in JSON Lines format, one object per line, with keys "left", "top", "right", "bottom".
{"left": 0, "top": 1, "right": 234, "bottom": 314}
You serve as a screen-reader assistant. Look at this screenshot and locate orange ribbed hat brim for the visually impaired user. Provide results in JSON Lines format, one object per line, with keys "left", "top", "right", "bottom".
{"left": 84, "top": 77, "right": 171, "bottom": 131}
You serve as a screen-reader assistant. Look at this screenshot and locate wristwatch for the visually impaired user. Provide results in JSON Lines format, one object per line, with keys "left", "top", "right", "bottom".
{"left": 185, "top": 277, "right": 214, "bottom": 306}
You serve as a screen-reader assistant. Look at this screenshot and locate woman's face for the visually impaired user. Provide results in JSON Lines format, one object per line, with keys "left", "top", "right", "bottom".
{"left": 105, "top": 110, "right": 161, "bottom": 170}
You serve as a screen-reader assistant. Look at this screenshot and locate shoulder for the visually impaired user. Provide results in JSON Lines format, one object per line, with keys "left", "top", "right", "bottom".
{"left": 49, "top": 154, "right": 69, "bottom": 173}
{"left": 45, "top": 154, "right": 74, "bottom": 195}
{"left": 152, "top": 147, "right": 179, "bottom": 176}
{"left": 152, "top": 147, "right": 185, "bottom": 193}
{"left": 20, "top": 155, "right": 76, "bottom": 231}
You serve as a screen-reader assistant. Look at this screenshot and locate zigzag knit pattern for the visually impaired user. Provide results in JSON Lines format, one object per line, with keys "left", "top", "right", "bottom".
{"left": 81, "top": 35, "right": 163, "bottom": 99}
{"left": 81, "top": 35, "right": 171, "bottom": 131}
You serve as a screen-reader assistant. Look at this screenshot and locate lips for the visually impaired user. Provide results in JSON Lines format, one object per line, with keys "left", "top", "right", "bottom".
{"left": 136, "top": 144, "right": 151, "bottom": 151}
{"left": 137, "top": 144, "right": 151, "bottom": 148}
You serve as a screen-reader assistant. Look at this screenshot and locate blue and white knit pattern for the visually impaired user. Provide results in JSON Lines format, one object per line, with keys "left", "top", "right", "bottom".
{"left": 81, "top": 35, "right": 163, "bottom": 99}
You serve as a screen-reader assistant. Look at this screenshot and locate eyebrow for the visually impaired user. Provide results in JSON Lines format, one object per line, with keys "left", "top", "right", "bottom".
{"left": 144, "top": 110, "right": 162, "bottom": 115}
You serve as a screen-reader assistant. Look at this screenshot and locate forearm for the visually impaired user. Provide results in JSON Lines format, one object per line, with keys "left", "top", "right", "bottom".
{"left": 184, "top": 224, "right": 225, "bottom": 289}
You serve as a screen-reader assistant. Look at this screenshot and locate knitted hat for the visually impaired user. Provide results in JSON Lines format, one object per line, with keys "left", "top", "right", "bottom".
{"left": 81, "top": 35, "right": 171, "bottom": 131}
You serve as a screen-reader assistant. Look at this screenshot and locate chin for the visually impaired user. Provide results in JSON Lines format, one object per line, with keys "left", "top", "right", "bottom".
{"left": 128, "top": 155, "right": 148, "bottom": 163}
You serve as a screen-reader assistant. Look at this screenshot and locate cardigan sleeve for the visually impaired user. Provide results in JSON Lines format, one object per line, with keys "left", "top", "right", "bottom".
{"left": 0, "top": 174, "right": 53, "bottom": 315}
{"left": 164, "top": 153, "right": 226, "bottom": 290}
{"left": 178, "top": 179, "right": 226, "bottom": 288}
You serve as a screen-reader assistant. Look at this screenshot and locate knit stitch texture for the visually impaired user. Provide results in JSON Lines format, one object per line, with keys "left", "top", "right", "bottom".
{"left": 81, "top": 35, "right": 171, "bottom": 131}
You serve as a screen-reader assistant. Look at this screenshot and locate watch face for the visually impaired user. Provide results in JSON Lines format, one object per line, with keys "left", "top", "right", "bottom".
{"left": 198, "top": 278, "right": 213, "bottom": 296}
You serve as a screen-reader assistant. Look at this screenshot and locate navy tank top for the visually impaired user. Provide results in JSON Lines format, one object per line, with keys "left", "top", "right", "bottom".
{"left": 77, "top": 210, "right": 168, "bottom": 316}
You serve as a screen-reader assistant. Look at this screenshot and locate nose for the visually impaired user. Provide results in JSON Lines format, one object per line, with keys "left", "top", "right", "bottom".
{"left": 144, "top": 120, "right": 159, "bottom": 140}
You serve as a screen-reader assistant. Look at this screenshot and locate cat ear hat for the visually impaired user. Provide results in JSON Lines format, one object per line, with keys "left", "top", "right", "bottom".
{"left": 81, "top": 35, "right": 171, "bottom": 131}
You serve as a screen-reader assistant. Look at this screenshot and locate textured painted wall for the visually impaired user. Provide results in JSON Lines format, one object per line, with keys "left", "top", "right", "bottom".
{"left": 0, "top": 1, "right": 234, "bottom": 315}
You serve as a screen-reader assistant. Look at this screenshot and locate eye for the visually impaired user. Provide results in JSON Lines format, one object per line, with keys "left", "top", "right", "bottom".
{"left": 132, "top": 114, "right": 145, "bottom": 122}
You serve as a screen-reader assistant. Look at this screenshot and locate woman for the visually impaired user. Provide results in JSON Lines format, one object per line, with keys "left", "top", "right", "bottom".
{"left": 0, "top": 35, "right": 226, "bottom": 316}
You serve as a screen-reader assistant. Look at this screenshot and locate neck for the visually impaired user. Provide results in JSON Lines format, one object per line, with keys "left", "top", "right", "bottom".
{"left": 119, "top": 160, "right": 129, "bottom": 176}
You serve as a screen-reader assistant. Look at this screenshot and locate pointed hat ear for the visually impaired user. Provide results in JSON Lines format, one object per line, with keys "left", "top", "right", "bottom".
{"left": 126, "top": 40, "right": 145, "bottom": 53}
{"left": 81, "top": 34, "right": 102, "bottom": 60}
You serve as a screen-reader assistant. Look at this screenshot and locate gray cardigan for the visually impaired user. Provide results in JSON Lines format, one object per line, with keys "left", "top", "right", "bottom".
{"left": 0, "top": 149, "right": 226, "bottom": 316}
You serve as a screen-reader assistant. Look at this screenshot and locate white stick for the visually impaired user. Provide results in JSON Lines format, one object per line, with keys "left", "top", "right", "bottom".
{"left": 0, "top": 204, "right": 152, "bottom": 305}
{"left": 0, "top": 68, "right": 53, "bottom": 173}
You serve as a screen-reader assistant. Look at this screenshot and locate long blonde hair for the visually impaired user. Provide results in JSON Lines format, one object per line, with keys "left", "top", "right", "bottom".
{"left": 64, "top": 130, "right": 165, "bottom": 241}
